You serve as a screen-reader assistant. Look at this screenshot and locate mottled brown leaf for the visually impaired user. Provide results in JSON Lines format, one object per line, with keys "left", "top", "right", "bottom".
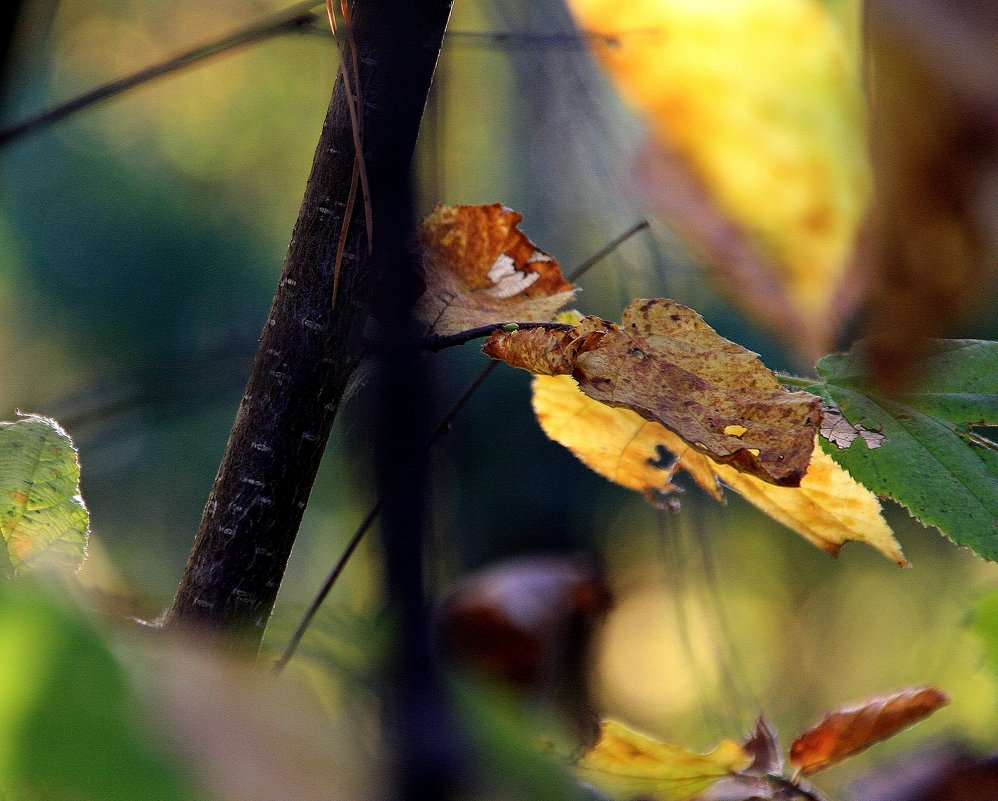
{"left": 414, "top": 204, "right": 576, "bottom": 335}
{"left": 486, "top": 299, "right": 822, "bottom": 486}
{"left": 789, "top": 687, "right": 949, "bottom": 775}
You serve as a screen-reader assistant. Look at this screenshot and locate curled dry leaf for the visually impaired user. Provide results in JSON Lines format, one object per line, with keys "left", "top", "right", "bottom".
{"left": 413, "top": 203, "right": 576, "bottom": 335}
{"left": 531, "top": 374, "right": 905, "bottom": 564}
{"left": 566, "top": 0, "right": 870, "bottom": 360}
{"left": 789, "top": 686, "right": 950, "bottom": 775}
{"left": 574, "top": 719, "right": 751, "bottom": 801}
{"left": 486, "top": 298, "right": 822, "bottom": 487}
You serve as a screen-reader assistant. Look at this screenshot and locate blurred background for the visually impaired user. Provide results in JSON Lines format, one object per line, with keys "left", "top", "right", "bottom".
{"left": 1, "top": 0, "right": 997, "bottom": 797}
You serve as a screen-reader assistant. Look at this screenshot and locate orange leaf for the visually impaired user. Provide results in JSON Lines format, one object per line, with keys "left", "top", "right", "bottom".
{"left": 532, "top": 374, "right": 905, "bottom": 564}
{"left": 789, "top": 686, "right": 949, "bottom": 775}
{"left": 414, "top": 204, "right": 576, "bottom": 335}
{"left": 486, "top": 298, "right": 821, "bottom": 487}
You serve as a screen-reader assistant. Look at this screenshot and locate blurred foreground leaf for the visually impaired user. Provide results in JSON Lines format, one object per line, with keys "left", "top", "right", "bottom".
{"left": 566, "top": 0, "right": 869, "bottom": 360}
{"left": 0, "top": 581, "right": 195, "bottom": 801}
{"left": 573, "top": 719, "right": 750, "bottom": 801}
{"left": 0, "top": 415, "right": 88, "bottom": 576}
{"left": 813, "top": 340, "right": 998, "bottom": 560}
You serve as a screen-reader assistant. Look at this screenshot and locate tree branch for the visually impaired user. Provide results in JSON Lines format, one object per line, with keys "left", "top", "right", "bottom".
{"left": 164, "top": 0, "right": 454, "bottom": 646}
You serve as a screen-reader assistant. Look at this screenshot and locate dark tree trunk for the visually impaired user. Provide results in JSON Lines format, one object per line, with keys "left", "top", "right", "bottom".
{"left": 165, "top": 0, "right": 454, "bottom": 646}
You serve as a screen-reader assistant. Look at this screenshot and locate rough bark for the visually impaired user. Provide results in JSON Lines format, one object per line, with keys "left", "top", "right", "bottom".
{"left": 165, "top": 0, "right": 454, "bottom": 644}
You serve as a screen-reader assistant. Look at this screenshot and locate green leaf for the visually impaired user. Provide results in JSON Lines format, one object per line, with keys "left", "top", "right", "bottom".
{"left": 813, "top": 340, "right": 998, "bottom": 560}
{"left": 818, "top": 339, "right": 998, "bottom": 425}
{"left": 0, "top": 581, "right": 198, "bottom": 801}
{"left": 0, "top": 415, "right": 89, "bottom": 576}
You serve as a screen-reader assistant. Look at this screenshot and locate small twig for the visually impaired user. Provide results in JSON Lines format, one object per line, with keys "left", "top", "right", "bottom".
{"left": 0, "top": 1, "right": 323, "bottom": 147}
{"left": 327, "top": 0, "right": 374, "bottom": 311}
{"left": 272, "top": 360, "right": 500, "bottom": 675}
{"left": 567, "top": 219, "right": 650, "bottom": 283}
{"left": 419, "top": 321, "right": 575, "bottom": 352}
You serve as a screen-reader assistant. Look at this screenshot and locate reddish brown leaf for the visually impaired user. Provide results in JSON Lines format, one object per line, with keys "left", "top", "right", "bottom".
{"left": 789, "top": 687, "right": 950, "bottom": 775}
{"left": 436, "top": 554, "right": 611, "bottom": 688}
{"left": 485, "top": 298, "right": 822, "bottom": 487}
{"left": 414, "top": 204, "right": 576, "bottom": 335}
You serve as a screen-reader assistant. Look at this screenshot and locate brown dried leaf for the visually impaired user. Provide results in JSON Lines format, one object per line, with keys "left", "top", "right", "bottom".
{"left": 862, "top": 0, "right": 998, "bottom": 390}
{"left": 820, "top": 405, "right": 886, "bottom": 450}
{"left": 789, "top": 686, "right": 950, "bottom": 775}
{"left": 531, "top": 374, "right": 906, "bottom": 564}
{"left": 414, "top": 204, "right": 576, "bottom": 335}
{"left": 486, "top": 298, "right": 822, "bottom": 487}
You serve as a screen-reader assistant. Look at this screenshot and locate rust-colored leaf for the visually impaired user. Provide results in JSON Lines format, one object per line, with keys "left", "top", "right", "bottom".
{"left": 789, "top": 686, "right": 950, "bottom": 775}
{"left": 486, "top": 298, "right": 821, "bottom": 487}
{"left": 414, "top": 204, "right": 576, "bottom": 335}
{"left": 531, "top": 374, "right": 905, "bottom": 564}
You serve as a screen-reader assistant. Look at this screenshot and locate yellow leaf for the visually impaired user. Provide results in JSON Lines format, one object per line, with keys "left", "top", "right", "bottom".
{"left": 533, "top": 374, "right": 907, "bottom": 565}
{"left": 486, "top": 299, "right": 821, "bottom": 487}
{"left": 414, "top": 204, "right": 576, "bottom": 335}
{"left": 566, "top": 0, "right": 870, "bottom": 358}
{"left": 574, "top": 719, "right": 750, "bottom": 801}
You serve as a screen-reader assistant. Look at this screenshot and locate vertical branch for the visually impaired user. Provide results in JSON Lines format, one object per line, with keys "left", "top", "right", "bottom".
{"left": 165, "top": 0, "right": 454, "bottom": 646}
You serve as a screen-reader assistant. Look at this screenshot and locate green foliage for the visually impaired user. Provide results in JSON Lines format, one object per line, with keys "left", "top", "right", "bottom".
{"left": 0, "top": 581, "right": 196, "bottom": 801}
{"left": 0, "top": 415, "right": 88, "bottom": 577}
{"left": 810, "top": 340, "right": 998, "bottom": 560}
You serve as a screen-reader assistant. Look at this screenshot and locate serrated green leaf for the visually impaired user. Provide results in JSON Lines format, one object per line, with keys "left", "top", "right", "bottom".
{"left": 0, "top": 581, "right": 197, "bottom": 801}
{"left": 0, "top": 415, "right": 89, "bottom": 576}
{"left": 818, "top": 340, "right": 998, "bottom": 425}
{"left": 812, "top": 341, "right": 998, "bottom": 560}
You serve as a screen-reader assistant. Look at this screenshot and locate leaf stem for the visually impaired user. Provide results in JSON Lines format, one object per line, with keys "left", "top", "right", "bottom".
{"left": 419, "top": 321, "right": 574, "bottom": 352}
{"left": 776, "top": 372, "right": 821, "bottom": 390}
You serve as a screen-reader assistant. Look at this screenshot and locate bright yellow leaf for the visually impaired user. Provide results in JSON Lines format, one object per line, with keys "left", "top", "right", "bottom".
{"left": 574, "top": 719, "right": 750, "bottom": 801}
{"left": 533, "top": 375, "right": 906, "bottom": 565}
{"left": 566, "top": 0, "right": 870, "bottom": 357}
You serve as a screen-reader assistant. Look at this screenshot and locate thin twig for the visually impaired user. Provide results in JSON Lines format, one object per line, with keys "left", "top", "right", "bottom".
{"left": 567, "top": 219, "right": 649, "bottom": 282}
{"left": 0, "top": 1, "right": 324, "bottom": 147}
{"left": 271, "top": 222, "right": 650, "bottom": 673}
{"left": 419, "top": 321, "right": 574, "bottom": 352}
{"left": 328, "top": 2, "right": 374, "bottom": 310}
{"left": 272, "top": 360, "right": 500, "bottom": 675}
